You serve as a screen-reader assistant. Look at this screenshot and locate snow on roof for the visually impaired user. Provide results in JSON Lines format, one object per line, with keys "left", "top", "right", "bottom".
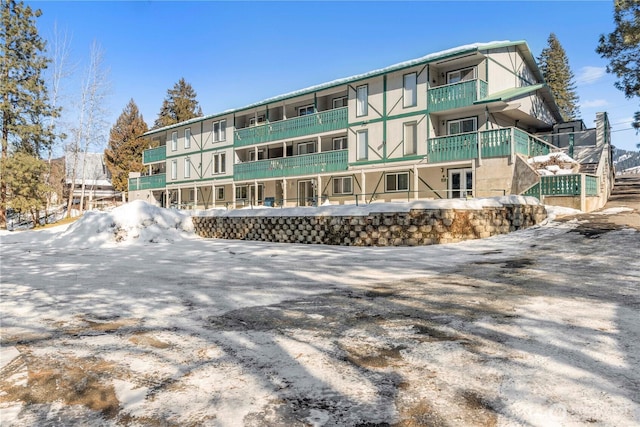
{"left": 145, "top": 40, "right": 517, "bottom": 136}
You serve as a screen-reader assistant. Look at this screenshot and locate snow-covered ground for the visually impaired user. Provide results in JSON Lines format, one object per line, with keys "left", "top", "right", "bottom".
{"left": 0, "top": 201, "right": 638, "bottom": 426}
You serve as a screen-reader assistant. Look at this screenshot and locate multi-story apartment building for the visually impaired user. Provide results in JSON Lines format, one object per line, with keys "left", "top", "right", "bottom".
{"left": 129, "top": 40, "right": 569, "bottom": 209}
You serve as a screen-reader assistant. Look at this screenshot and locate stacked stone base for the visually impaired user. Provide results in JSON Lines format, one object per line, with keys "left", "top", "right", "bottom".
{"left": 192, "top": 204, "right": 546, "bottom": 246}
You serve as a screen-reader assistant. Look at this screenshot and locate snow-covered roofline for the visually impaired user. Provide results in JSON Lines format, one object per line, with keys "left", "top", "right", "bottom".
{"left": 144, "top": 40, "right": 530, "bottom": 136}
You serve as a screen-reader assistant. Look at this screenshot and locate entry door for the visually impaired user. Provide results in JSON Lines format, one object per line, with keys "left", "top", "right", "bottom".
{"left": 298, "top": 180, "right": 315, "bottom": 206}
{"left": 250, "top": 184, "right": 264, "bottom": 204}
{"left": 449, "top": 168, "right": 473, "bottom": 199}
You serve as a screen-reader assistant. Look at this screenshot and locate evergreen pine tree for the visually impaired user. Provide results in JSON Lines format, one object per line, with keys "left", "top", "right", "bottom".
{"left": 596, "top": 0, "right": 640, "bottom": 136}
{"left": 1, "top": 0, "right": 59, "bottom": 227}
{"left": 2, "top": 151, "right": 51, "bottom": 227}
{"left": 153, "top": 78, "right": 202, "bottom": 129}
{"left": 538, "top": 33, "right": 580, "bottom": 121}
{"left": 104, "top": 99, "right": 149, "bottom": 193}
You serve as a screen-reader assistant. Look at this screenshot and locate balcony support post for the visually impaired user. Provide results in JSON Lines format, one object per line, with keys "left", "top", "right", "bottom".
{"left": 413, "top": 164, "right": 419, "bottom": 200}
{"left": 360, "top": 170, "right": 366, "bottom": 204}
{"left": 283, "top": 142, "right": 287, "bottom": 158}
{"left": 317, "top": 136, "right": 322, "bottom": 153}
{"left": 178, "top": 187, "right": 182, "bottom": 209}
{"left": 212, "top": 183, "right": 216, "bottom": 208}
{"left": 232, "top": 182, "right": 236, "bottom": 209}
{"left": 316, "top": 175, "right": 322, "bottom": 206}
{"left": 254, "top": 180, "right": 259, "bottom": 206}
{"left": 282, "top": 178, "right": 287, "bottom": 207}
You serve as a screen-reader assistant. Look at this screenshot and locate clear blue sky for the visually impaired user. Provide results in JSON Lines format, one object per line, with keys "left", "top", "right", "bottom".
{"left": 29, "top": 0, "right": 639, "bottom": 152}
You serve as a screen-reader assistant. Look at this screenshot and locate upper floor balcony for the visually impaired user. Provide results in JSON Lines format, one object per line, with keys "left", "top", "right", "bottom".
{"left": 143, "top": 146, "right": 167, "bottom": 164}
{"left": 234, "top": 107, "right": 348, "bottom": 147}
{"left": 428, "top": 79, "right": 488, "bottom": 113}
{"left": 426, "top": 127, "right": 553, "bottom": 163}
{"left": 128, "top": 173, "right": 166, "bottom": 192}
{"left": 234, "top": 150, "right": 348, "bottom": 181}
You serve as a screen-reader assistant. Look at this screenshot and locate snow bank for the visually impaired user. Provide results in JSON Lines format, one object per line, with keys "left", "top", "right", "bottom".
{"left": 528, "top": 152, "right": 579, "bottom": 176}
{"left": 53, "top": 200, "right": 194, "bottom": 247}
{"left": 195, "top": 196, "right": 542, "bottom": 218}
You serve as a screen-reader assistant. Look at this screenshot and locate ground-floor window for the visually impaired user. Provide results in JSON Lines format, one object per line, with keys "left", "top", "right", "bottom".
{"left": 449, "top": 168, "right": 473, "bottom": 198}
{"left": 236, "top": 186, "right": 248, "bottom": 200}
{"left": 386, "top": 172, "right": 409, "bottom": 192}
{"left": 216, "top": 187, "right": 225, "bottom": 200}
{"left": 333, "top": 176, "right": 353, "bottom": 194}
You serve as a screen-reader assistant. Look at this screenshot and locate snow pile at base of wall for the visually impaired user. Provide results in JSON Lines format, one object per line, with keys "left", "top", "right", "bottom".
{"left": 54, "top": 200, "right": 194, "bottom": 247}
{"left": 193, "top": 198, "right": 547, "bottom": 246}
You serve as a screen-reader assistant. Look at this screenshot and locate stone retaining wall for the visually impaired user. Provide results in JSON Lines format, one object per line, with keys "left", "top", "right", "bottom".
{"left": 192, "top": 204, "right": 547, "bottom": 246}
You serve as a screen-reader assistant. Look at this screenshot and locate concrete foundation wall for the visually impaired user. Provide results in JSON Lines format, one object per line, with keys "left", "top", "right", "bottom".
{"left": 192, "top": 204, "right": 546, "bottom": 246}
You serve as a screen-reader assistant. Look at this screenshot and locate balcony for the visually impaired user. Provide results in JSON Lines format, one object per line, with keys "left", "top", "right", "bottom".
{"left": 128, "top": 173, "right": 166, "bottom": 191}
{"left": 426, "top": 128, "right": 553, "bottom": 163}
{"left": 234, "top": 107, "right": 348, "bottom": 147}
{"left": 428, "top": 79, "right": 488, "bottom": 113}
{"left": 143, "top": 146, "right": 167, "bottom": 164}
{"left": 234, "top": 150, "right": 348, "bottom": 181}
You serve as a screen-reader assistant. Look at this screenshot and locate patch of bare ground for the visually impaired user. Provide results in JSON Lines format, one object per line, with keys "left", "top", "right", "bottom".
{"left": 0, "top": 349, "right": 120, "bottom": 418}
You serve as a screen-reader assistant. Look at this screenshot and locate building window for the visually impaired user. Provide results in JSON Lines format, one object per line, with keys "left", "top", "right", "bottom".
{"left": 404, "top": 122, "right": 417, "bottom": 155}
{"left": 447, "top": 67, "right": 476, "bottom": 84}
{"left": 216, "top": 187, "right": 225, "bottom": 200}
{"left": 332, "top": 96, "right": 348, "bottom": 108}
{"left": 448, "top": 117, "right": 477, "bottom": 135}
{"left": 184, "top": 158, "right": 191, "bottom": 178}
{"left": 213, "top": 153, "right": 226, "bottom": 174}
{"left": 333, "top": 136, "right": 348, "bottom": 150}
{"left": 213, "top": 120, "right": 226, "bottom": 142}
{"left": 298, "top": 105, "right": 315, "bottom": 116}
{"left": 357, "top": 130, "right": 368, "bottom": 160}
{"left": 356, "top": 85, "right": 368, "bottom": 117}
{"left": 171, "top": 131, "right": 177, "bottom": 151}
{"left": 333, "top": 176, "right": 353, "bottom": 194}
{"left": 184, "top": 128, "right": 191, "bottom": 149}
{"left": 249, "top": 149, "right": 265, "bottom": 161}
{"left": 236, "top": 185, "right": 248, "bottom": 200}
{"left": 386, "top": 172, "right": 409, "bottom": 192}
{"left": 249, "top": 115, "right": 265, "bottom": 126}
{"left": 297, "top": 141, "right": 316, "bottom": 155}
{"left": 403, "top": 73, "right": 417, "bottom": 108}
{"left": 171, "top": 160, "right": 177, "bottom": 180}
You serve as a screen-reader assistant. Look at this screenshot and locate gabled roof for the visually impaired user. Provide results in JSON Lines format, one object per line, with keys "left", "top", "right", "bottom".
{"left": 144, "top": 40, "right": 542, "bottom": 137}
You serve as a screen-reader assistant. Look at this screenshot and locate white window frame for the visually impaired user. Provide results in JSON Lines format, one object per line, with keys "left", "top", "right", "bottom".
{"left": 447, "top": 117, "right": 477, "bottom": 135}
{"left": 333, "top": 176, "right": 353, "bottom": 195}
{"left": 235, "top": 185, "right": 248, "bottom": 200}
{"left": 385, "top": 172, "right": 409, "bottom": 192}
{"left": 184, "top": 158, "right": 191, "bottom": 178}
{"left": 216, "top": 187, "right": 225, "bottom": 200}
{"left": 213, "top": 120, "right": 226, "bottom": 142}
{"left": 357, "top": 130, "right": 368, "bottom": 161}
{"left": 449, "top": 168, "right": 474, "bottom": 199}
{"left": 297, "top": 141, "right": 316, "bottom": 155}
{"left": 249, "top": 149, "right": 265, "bottom": 162}
{"left": 298, "top": 105, "right": 315, "bottom": 116}
{"left": 332, "top": 96, "right": 348, "bottom": 108}
{"left": 356, "top": 85, "right": 368, "bottom": 117}
{"left": 447, "top": 66, "right": 476, "bottom": 84}
{"left": 332, "top": 136, "right": 348, "bottom": 150}
{"left": 404, "top": 122, "right": 418, "bottom": 155}
{"left": 171, "top": 159, "right": 177, "bottom": 180}
{"left": 249, "top": 115, "right": 265, "bottom": 126}
{"left": 171, "top": 131, "right": 177, "bottom": 151}
{"left": 403, "top": 72, "right": 417, "bottom": 108}
{"left": 213, "top": 152, "right": 226, "bottom": 175}
{"left": 184, "top": 128, "right": 191, "bottom": 149}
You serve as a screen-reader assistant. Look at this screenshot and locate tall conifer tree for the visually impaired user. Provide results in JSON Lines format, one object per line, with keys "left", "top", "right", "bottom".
{"left": 153, "top": 78, "right": 202, "bottom": 129}
{"left": 104, "top": 99, "right": 149, "bottom": 193}
{"left": 596, "top": 0, "right": 640, "bottom": 139}
{"left": 538, "top": 33, "right": 580, "bottom": 121}
{"left": 1, "top": 0, "right": 59, "bottom": 226}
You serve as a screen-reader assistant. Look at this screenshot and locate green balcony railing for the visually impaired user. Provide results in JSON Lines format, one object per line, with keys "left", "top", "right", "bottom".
{"left": 143, "top": 146, "right": 166, "bottom": 164}
{"left": 427, "top": 132, "right": 478, "bottom": 162}
{"left": 522, "top": 183, "right": 541, "bottom": 198}
{"left": 128, "top": 173, "right": 166, "bottom": 191}
{"left": 585, "top": 175, "right": 599, "bottom": 196}
{"left": 540, "top": 174, "right": 581, "bottom": 196}
{"left": 428, "top": 79, "right": 488, "bottom": 113}
{"left": 514, "top": 129, "right": 551, "bottom": 157}
{"left": 480, "top": 128, "right": 512, "bottom": 158}
{"left": 234, "top": 107, "right": 348, "bottom": 147}
{"left": 234, "top": 150, "right": 348, "bottom": 181}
